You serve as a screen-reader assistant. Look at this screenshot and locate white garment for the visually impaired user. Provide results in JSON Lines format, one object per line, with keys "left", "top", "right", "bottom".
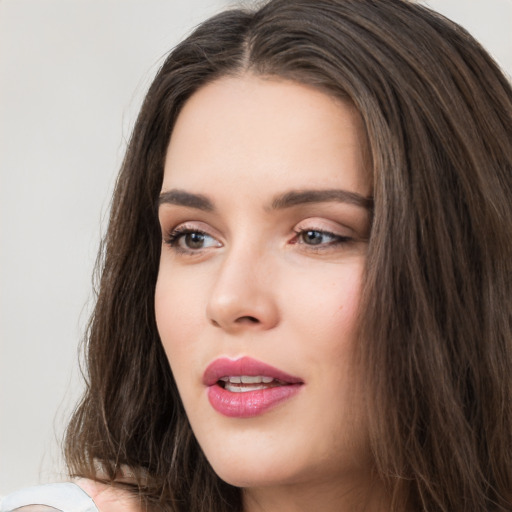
{"left": 0, "top": 483, "right": 98, "bottom": 512}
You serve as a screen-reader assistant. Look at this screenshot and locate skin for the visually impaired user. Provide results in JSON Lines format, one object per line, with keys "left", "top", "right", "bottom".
{"left": 155, "top": 74, "right": 388, "bottom": 512}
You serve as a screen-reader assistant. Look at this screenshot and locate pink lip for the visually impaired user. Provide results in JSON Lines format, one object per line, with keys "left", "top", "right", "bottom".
{"left": 203, "top": 356, "right": 303, "bottom": 418}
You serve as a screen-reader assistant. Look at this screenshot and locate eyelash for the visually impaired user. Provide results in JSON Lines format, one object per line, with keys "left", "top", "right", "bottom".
{"left": 164, "top": 226, "right": 218, "bottom": 254}
{"left": 292, "top": 228, "right": 353, "bottom": 250}
{"left": 164, "top": 225, "right": 353, "bottom": 255}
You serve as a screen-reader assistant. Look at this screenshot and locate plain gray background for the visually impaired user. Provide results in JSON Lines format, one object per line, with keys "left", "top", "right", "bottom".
{"left": 1, "top": 0, "right": 511, "bottom": 496}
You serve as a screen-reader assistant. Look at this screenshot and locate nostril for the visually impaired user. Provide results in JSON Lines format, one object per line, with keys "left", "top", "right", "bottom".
{"left": 209, "top": 316, "right": 259, "bottom": 327}
{"left": 236, "top": 316, "right": 260, "bottom": 324}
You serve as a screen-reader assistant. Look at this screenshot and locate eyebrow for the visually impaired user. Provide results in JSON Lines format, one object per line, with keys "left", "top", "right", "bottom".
{"left": 158, "top": 189, "right": 214, "bottom": 211}
{"left": 158, "top": 188, "right": 373, "bottom": 212}
{"left": 270, "top": 189, "right": 373, "bottom": 211}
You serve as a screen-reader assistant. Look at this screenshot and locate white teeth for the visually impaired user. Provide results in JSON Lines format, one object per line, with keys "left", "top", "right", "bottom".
{"left": 241, "top": 375, "right": 262, "bottom": 384}
{"left": 218, "top": 375, "right": 280, "bottom": 392}
{"left": 225, "top": 383, "right": 268, "bottom": 393}
{"left": 219, "top": 375, "right": 275, "bottom": 384}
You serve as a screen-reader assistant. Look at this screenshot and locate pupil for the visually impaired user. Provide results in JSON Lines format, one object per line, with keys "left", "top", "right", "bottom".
{"left": 305, "top": 230, "right": 322, "bottom": 245}
{"left": 186, "top": 232, "right": 205, "bottom": 248}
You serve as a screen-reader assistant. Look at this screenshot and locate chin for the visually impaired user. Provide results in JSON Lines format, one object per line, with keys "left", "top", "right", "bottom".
{"left": 194, "top": 422, "right": 310, "bottom": 488}
{"left": 210, "top": 461, "right": 299, "bottom": 489}
{"left": 201, "top": 438, "right": 335, "bottom": 491}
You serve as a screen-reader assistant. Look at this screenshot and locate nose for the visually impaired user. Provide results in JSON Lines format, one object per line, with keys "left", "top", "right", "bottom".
{"left": 206, "top": 245, "right": 280, "bottom": 333}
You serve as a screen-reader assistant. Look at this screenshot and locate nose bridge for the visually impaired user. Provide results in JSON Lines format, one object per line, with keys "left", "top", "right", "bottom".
{"left": 206, "top": 237, "right": 279, "bottom": 332}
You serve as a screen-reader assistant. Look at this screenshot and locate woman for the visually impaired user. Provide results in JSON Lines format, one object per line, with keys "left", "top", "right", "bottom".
{"left": 3, "top": 0, "right": 511, "bottom": 511}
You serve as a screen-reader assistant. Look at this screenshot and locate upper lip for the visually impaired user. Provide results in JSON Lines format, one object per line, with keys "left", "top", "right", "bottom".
{"left": 203, "top": 356, "right": 303, "bottom": 386}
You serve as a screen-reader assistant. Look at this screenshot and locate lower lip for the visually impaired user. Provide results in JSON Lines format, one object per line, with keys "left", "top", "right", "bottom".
{"left": 207, "top": 383, "right": 302, "bottom": 418}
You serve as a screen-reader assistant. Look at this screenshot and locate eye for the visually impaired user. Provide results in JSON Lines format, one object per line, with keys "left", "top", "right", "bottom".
{"left": 165, "top": 226, "right": 221, "bottom": 252}
{"left": 299, "top": 230, "right": 339, "bottom": 245}
{"left": 293, "top": 228, "right": 352, "bottom": 249}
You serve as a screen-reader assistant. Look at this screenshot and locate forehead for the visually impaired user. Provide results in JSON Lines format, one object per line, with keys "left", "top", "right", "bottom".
{"left": 162, "top": 74, "right": 371, "bottom": 199}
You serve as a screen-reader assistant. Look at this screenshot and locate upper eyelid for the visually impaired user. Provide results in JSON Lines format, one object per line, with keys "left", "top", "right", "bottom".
{"left": 161, "top": 217, "right": 360, "bottom": 240}
{"left": 167, "top": 224, "right": 220, "bottom": 240}
{"left": 163, "top": 220, "right": 219, "bottom": 236}
{"left": 293, "top": 218, "right": 356, "bottom": 236}
{"left": 295, "top": 227, "right": 347, "bottom": 236}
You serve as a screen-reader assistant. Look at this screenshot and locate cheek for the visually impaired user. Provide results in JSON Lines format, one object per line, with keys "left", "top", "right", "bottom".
{"left": 154, "top": 266, "right": 202, "bottom": 369}
{"left": 282, "top": 260, "right": 364, "bottom": 414}
{"left": 155, "top": 266, "right": 218, "bottom": 429}
{"left": 155, "top": 256, "right": 208, "bottom": 329}
{"left": 285, "top": 260, "right": 363, "bottom": 342}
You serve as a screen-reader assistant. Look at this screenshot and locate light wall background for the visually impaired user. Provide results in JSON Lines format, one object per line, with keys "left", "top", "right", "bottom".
{"left": 1, "top": 0, "right": 511, "bottom": 496}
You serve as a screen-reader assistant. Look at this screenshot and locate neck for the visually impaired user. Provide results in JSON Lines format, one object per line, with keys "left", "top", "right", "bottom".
{"left": 242, "top": 471, "right": 390, "bottom": 512}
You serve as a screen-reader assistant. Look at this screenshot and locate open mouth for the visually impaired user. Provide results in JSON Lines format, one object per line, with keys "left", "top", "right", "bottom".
{"left": 204, "top": 357, "right": 304, "bottom": 418}
{"left": 218, "top": 376, "right": 287, "bottom": 392}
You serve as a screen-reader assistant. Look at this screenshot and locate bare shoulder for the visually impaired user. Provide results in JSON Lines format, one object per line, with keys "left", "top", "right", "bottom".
{"left": 74, "top": 478, "right": 145, "bottom": 512}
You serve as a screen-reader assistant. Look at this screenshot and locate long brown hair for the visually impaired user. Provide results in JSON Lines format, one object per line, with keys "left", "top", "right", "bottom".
{"left": 65, "top": 1, "right": 512, "bottom": 510}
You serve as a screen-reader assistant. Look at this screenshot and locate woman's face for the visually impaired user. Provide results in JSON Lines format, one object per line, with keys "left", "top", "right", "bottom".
{"left": 155, "top": 75, "right": 373, "bottom": 496}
